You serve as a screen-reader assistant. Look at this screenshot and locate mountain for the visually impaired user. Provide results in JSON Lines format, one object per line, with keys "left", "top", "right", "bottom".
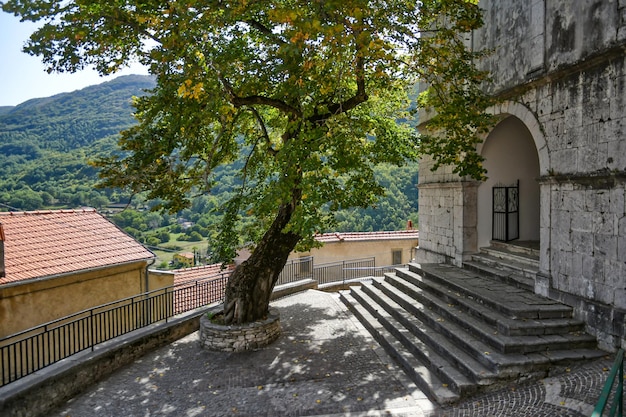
{"left": 0, "top": 74, "right": 418, "bottom": 233}
{"left": 0, "top": 75, "right": 155, "bottom": 211}
{"left": 0, "top": 74, "right": 155, "bottom": 154}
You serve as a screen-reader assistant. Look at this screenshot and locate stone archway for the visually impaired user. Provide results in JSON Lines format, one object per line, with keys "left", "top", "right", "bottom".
{"left": 476, "top": 110, "right": 543, "bottom": 250}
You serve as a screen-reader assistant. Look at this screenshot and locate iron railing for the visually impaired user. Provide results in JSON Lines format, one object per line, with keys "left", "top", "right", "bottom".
{"left": 276, "top": 256, "right": 314, "bottom": 285}
{"left": 0, "top": 255, "right": 387, "bottom": 387}
{"left": 591, "top": 348, "right": 624, "bottom": 417}
{"left": 0, "top": 273, "right": 230, "bottom": 387}
{"left": 314, "top": 257, "right": 378, "bottom": 285}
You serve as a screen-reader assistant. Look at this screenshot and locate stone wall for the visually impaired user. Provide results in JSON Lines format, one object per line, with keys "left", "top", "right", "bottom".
{"left": 416, "top": 181, "right": 478, "bottom": 267}
{"left": 0, "top": 311, "right": 202, "bottom": 417}
{"left": 199, "top": 308, "right": 281, "bottom": 352}
{"left": 416, "top": 0, "right": 626, "bottom": 349}
{"left": 474, "top": 0, "right": 625, "bottom": 93}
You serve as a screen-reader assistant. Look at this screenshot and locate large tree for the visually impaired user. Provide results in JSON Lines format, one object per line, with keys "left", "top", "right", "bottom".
{"left": 3, "top": 0, "right": 492, "bottom": 324}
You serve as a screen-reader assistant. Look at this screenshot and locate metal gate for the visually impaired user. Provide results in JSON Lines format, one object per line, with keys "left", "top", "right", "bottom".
{"left": 492, "top": 181, "right": 519, "bottom": 242}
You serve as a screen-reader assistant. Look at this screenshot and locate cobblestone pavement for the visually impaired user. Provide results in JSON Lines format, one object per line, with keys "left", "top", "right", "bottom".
{"left": 50, "top": 290, "right": 615, "bottom": 417}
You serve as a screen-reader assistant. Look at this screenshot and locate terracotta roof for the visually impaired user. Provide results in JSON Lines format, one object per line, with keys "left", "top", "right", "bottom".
{"left": 0, "top": 209, "right": 154, "bottom": 285}
{"left": 172, "top": 263, "right": 234, "bottom": 286}
{"left": 314, "top": 230, "right": 419, "bottom": 243}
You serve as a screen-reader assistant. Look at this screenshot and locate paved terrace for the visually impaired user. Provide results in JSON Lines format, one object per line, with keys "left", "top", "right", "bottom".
{"left": 50, "top": 290, "right": 615, "bottom": 417}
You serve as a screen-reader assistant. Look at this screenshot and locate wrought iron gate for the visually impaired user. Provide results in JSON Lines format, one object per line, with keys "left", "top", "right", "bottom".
{"left": 492, "top": 181, "right": 519, "bottom": 242}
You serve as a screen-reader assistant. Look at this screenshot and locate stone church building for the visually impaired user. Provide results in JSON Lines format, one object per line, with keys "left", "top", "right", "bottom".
{"left": 416, "top": 0, "right": 626, "bottom": 350}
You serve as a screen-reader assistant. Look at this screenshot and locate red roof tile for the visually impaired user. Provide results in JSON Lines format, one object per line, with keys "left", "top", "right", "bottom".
{"left": 0, "top": 209, "right": 154, "bottom": 285}
{"left": 314, "top": 230, "right": 419, "bottom": 243}
{"left": 172, "top": 263, "right": 234, "bottom": 286}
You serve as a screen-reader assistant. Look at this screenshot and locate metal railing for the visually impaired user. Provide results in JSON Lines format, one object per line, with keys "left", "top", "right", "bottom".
{"left": 591, "top": 348, "right": 624, "bottom": 417}
{"left": 276, "top": 256, "right": 314, "bottom": 285}
{"left": 0, "top": 255, "right": 391, "bottom": 387}
{"left": 314, "top": 257, "right": 380, "bottom": 285}
{"left": 0, "top": 273, "right": 230, "bottom": 387}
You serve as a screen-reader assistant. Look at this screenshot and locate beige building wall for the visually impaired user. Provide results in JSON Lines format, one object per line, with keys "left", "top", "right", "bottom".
{"left": 289, "top": 238, "right": 418, "bottom": 267}
{"left": 0, "top": 261, "right": 155, "bottom": 339}
{"left": 148, "top": 269, "right": 176, "bottom": 291}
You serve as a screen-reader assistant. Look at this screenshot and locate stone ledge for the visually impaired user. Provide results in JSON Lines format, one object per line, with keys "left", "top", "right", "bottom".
{"left": 0, "top": 307, "right": 206, "bottom": 417}
{"left": 199, "top": 308, "right": 281, "bottom": 352}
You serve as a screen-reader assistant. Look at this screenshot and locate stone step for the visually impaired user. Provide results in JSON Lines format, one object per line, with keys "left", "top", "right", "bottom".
{"left": 412, "top": 263, "right": 573, "bottom": 320}
{"left": 361, "top": 282, "right": 500, "bottom": 382}
{"left": 350, "top": 286, "right": 485, "bottom": 397}
{"left": 490, "top": 240, "right": 540, "bottom": 259}
{"left": 361, "top": 282, "right": 517, "bottom": 379}
{"left": 460, "top": 243, "right": 540, "bottom": 292}
{"left": 383, "top": 271, "right": 596, "bottom": 354}
{"left": 477, "top": 248, "right": 539, "bottom": 269}
{"left": 342, "top": 265, "right": 606, "bottom": 404}
{"left": 339, "top": 291, "right": 461, "bottom": 404}
{"left": 386, "top": 269, "right": 587, "bottom": 338}
{"left": 463, "top": 256, "right": 535, "bottom": 292}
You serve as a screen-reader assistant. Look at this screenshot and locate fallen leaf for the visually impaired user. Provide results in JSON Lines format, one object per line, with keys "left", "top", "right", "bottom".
{"left": 257, "top": 385, "right": 263, "bottom": 390}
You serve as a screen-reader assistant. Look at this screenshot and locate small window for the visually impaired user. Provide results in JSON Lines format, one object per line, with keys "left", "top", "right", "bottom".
{"left": 392, "top": 249, "right": 402, "bottom": 265}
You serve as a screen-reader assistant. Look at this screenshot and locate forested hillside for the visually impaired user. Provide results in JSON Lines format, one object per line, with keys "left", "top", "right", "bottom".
{"left": 0, "top": 75, "right": 155, "bottom": 210}
{"left": 0, "top": 75, "right": 418, "bottom": 245}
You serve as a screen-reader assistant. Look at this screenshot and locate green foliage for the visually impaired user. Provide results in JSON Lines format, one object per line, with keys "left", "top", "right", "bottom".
{"left": 2, "top": 0, "right": 492, "bottom": 263}
{"left": 413, "top": 1, "right": 495, "bottom": 179}
{"left": 0, "top": 75, "right": 154, "bottom": 210}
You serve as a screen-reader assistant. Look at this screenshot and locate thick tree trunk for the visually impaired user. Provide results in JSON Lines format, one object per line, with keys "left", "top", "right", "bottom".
{"left": 222, "top": 202, "right": 301, "bottom": 324}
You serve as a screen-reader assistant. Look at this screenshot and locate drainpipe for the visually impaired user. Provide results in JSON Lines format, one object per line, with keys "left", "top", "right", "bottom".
{"left": 144, "top": 257, "right": 156, "bottom": 293}
{"left": 0, "top": 224, "right": 5, "bottom": 278}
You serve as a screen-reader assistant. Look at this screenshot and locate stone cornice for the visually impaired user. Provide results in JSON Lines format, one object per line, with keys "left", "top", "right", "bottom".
{"left": 495, "top": 42, "right": 626, "bottom": 101}
{"left": 539, "top": 170, "right": 626, "bottom": 189}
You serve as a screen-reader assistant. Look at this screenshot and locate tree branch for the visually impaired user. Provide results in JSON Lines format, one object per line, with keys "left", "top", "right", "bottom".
{"left": 308, "top": 54, "right": 368, "bottom": 125}
{"left": 208, "top": 60, "right": 300, "bottom": 117}
{"left": 245, "top": 19, "right": 287, "bottom": 45}
{"left": 232, "top": 95, "right": 300, "bottom": 118}
{"left": 247, "top": 106, "right": 278, "bottom": 156}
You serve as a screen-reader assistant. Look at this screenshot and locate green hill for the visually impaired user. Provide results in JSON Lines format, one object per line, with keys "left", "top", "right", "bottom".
{"left": 0, "top": 74, "right": 418, "bottom": 236}
{"left": 0, "top": 74, "right": 155, "bottom": 210}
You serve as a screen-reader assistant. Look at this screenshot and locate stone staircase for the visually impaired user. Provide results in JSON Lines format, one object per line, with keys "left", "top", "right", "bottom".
{"left": 464, "top": 241, "right": 539, "bottom": 292}
{"left": 340, "top": 246, "right": 605, "bottom": 404}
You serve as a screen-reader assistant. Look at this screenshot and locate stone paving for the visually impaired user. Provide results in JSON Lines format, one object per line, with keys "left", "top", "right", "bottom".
{"left": 50, "top": 290, "right": 616, "bottom": 417}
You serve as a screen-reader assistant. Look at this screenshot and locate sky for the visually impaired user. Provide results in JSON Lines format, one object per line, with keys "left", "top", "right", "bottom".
{"left": 0, "top": 11, "right": 149, "bottom": 107}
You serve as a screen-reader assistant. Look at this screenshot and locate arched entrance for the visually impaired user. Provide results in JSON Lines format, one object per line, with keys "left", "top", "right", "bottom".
{"left": 476, "top": 116, "right": 540, "bottom": 249}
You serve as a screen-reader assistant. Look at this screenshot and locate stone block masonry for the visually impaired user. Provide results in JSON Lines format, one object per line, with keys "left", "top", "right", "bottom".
{"left": 416, "top": 0, "right": 626, "bottom": 351}
{"left": 199, "top": 308, "right": 281, "bottom": 352}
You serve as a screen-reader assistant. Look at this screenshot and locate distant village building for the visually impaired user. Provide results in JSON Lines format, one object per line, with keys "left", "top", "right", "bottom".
{"left": 172, "top": 252, "right": 195, "bottom": 268}
{"left": 0, "top": 209, "right": 161, "bottom": 338}
{"left": 290, "top": 230, "right": 419, "bottom": 267}
{"left": 416, "top": 0, "right": 626, "bottom": 349}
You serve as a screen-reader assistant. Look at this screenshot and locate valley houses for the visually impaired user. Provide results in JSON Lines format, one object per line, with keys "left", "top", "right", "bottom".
{"left": 416, "top": 0, "right": 626, "bottom": 350}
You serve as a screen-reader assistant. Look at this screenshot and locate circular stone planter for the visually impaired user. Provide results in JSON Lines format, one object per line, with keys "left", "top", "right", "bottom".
{"left": 199, "top": 307, "right": 281, "bottom": 352}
